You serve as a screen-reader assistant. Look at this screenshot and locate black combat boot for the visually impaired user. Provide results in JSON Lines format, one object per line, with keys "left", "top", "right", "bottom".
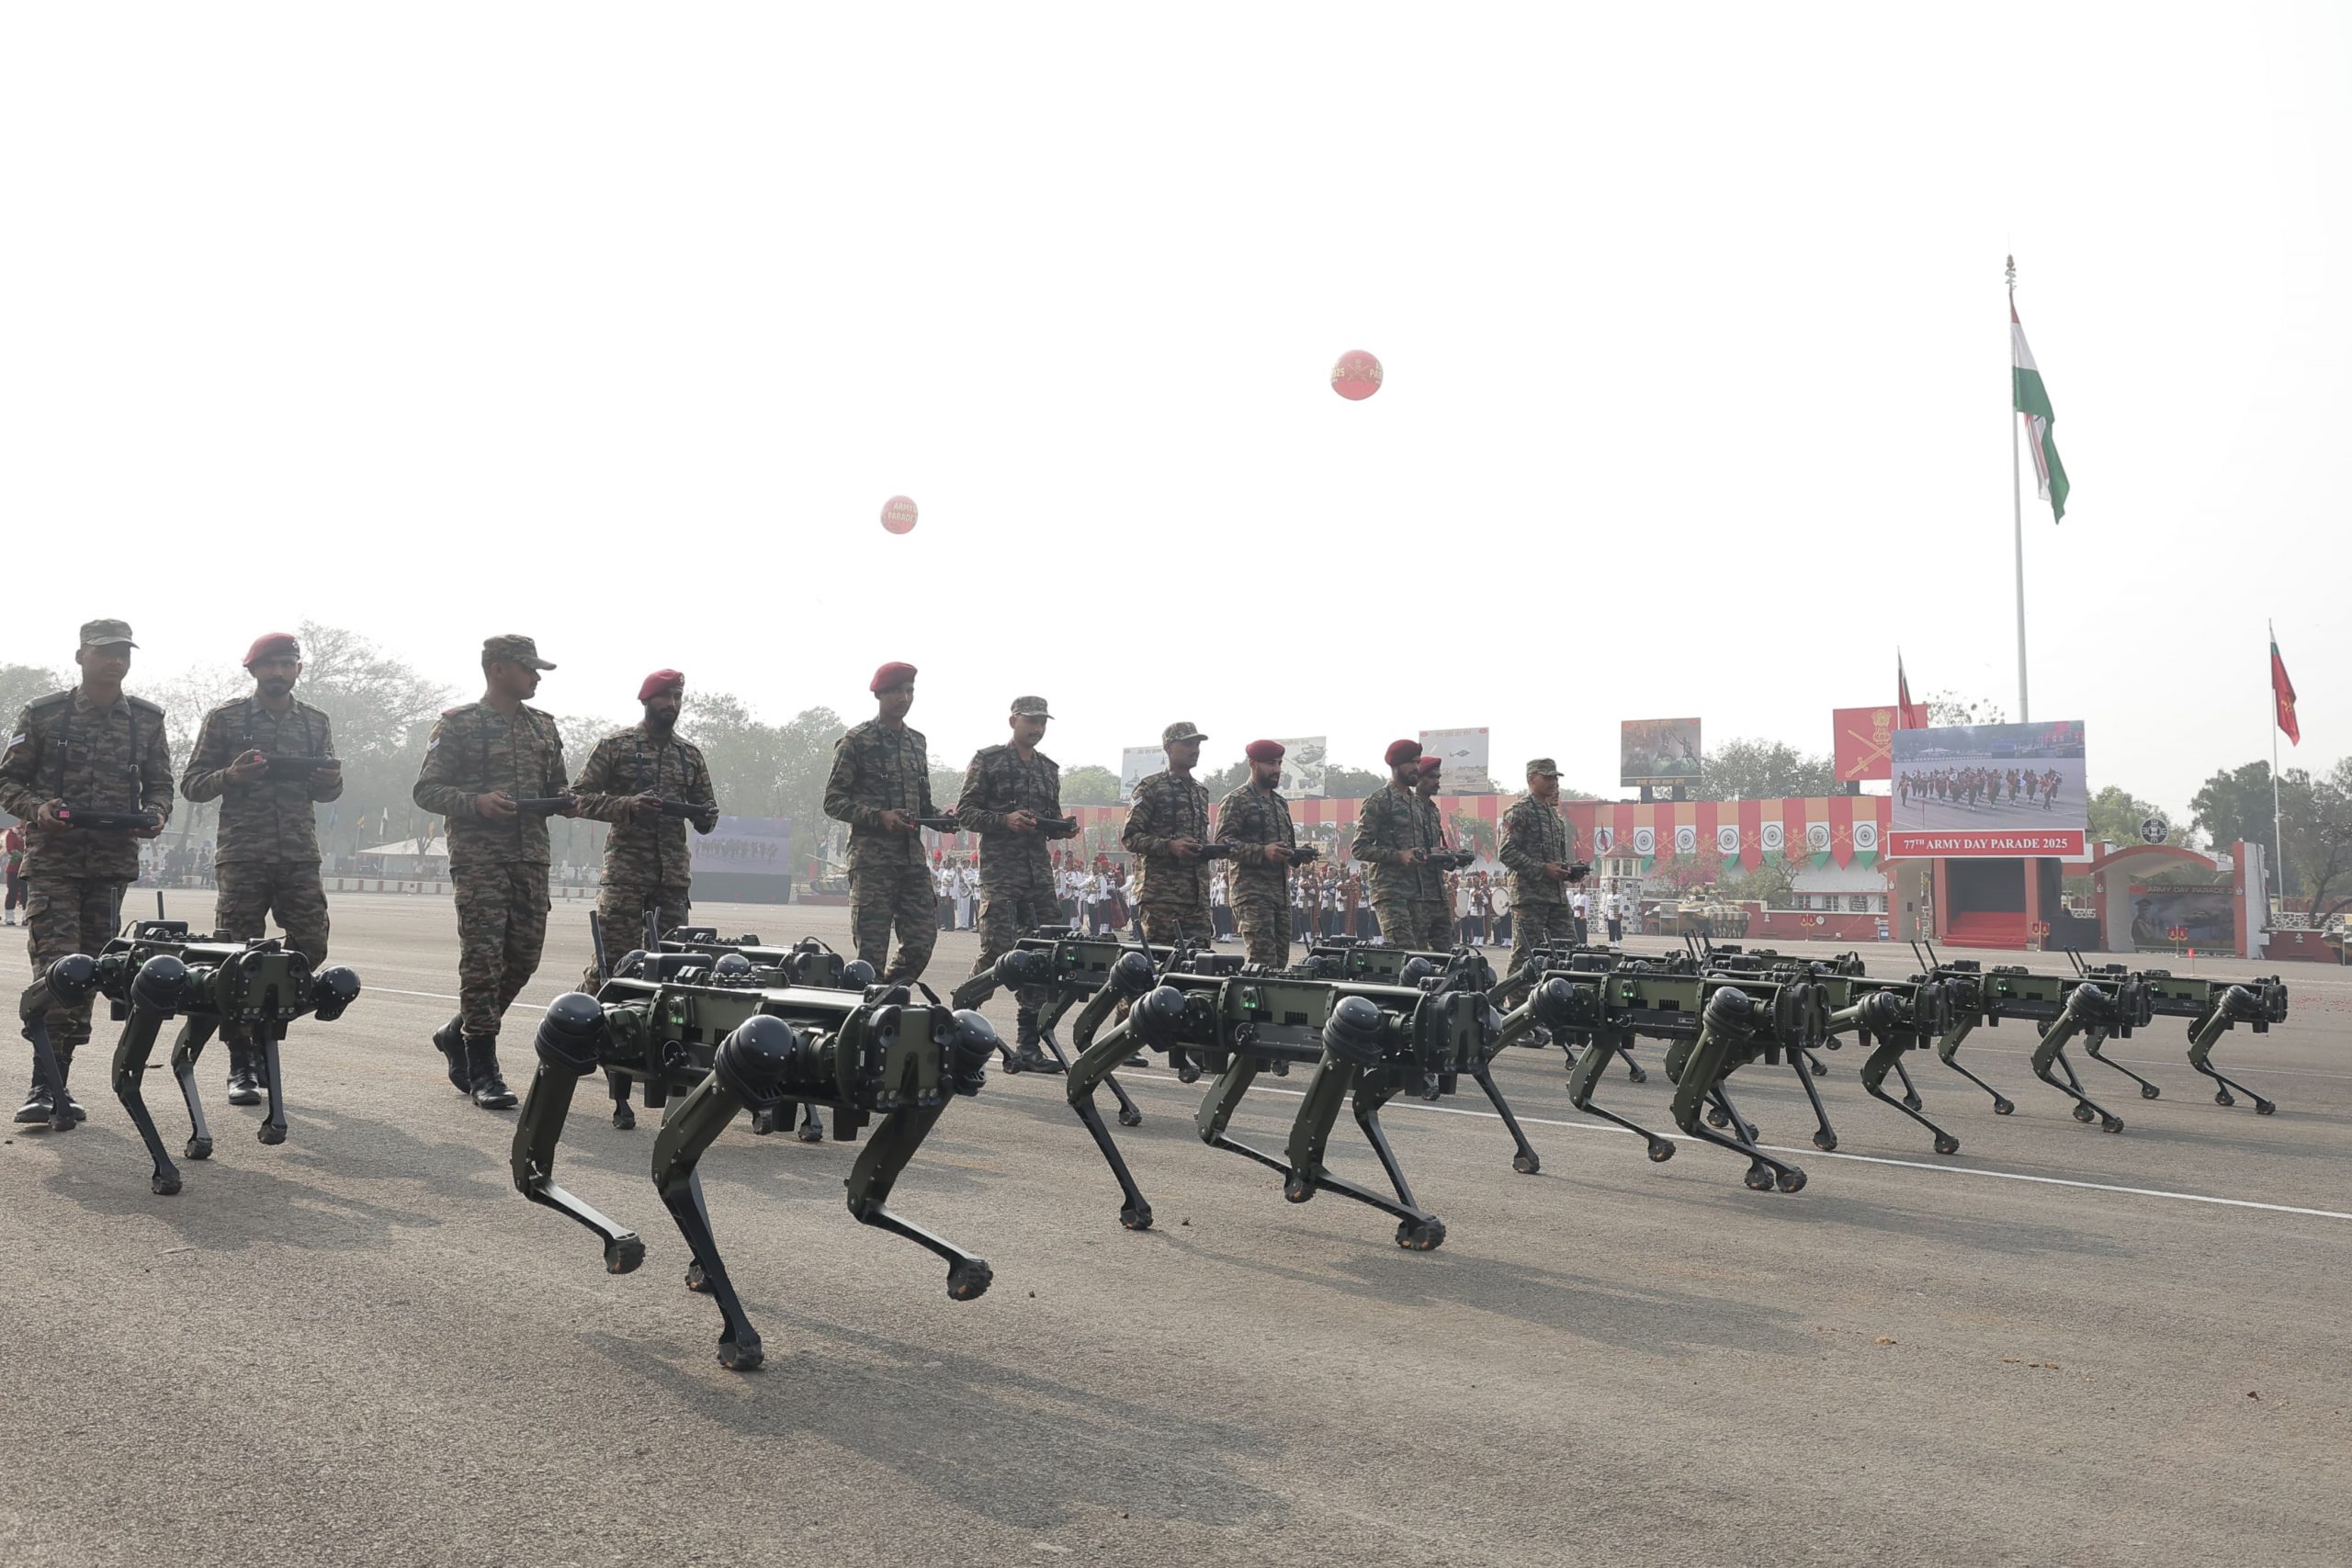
{"left": 225, "top": 1036, "right": 263, "bottom": 1106}
{"left": 13, "top": 1069, "right": 51, "bottom": 1125}
{"left": 433, "top": 1015, "right": 470, "bottom": 1094}
{"left": 465, "top": 1036, "right": 515, "bottom": 1110}
{"left": 1011, "top": 1008, "right": 1054, "bottom": 1074}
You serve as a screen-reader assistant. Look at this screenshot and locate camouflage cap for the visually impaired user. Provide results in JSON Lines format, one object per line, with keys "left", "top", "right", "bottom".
{"left": 1011, "top": 695, "right": 1054, "bottom": 719}
{"left": 79, "top": 618, "right": 137, "bottom": 649}
{"left": 482, "top": 633, "right": 556, "bottom": 671}
{"left": 1161, "top": 721, "right": 1208, "bottom": 745}
{"left": 1525, "top": 757, "right": 1561, "bottom": 776}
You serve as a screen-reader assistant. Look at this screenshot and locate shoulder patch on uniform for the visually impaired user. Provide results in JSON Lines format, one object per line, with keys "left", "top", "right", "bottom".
{"left": 26, "top": 691, "right": 71, "bottom": 712}
{"left": 442, "top": 705, "right": 467, "bottom": 717}
{"left": 125, "top": 694, "right": 164, "bottom": 716}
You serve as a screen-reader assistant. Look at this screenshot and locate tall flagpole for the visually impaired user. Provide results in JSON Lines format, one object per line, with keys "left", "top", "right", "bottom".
{"left": 2008, "top": 254, "right": 2030, "bottom": 724}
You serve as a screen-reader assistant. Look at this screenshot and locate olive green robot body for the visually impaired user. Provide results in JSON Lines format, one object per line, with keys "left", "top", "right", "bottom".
{"left": 511, "top": 971, "right": 998, "bottom": 1370}
{"left": 68, "top": 919, "right": 360, "bottom": 1194}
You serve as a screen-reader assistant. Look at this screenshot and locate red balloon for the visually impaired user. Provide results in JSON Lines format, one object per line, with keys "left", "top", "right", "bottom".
{"left": 880, "top": 495, "right": 918, "bottom": 534}
{"left": 1330, "top": 350, "right": 1384, "bottom": 400}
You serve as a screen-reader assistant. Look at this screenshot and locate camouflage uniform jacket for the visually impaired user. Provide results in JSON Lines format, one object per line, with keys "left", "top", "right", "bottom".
{"left": 0, "top": 688, "right": 175, "bottom": 881}
{"left": 571, "top": 723, "right": 718, "bottom": 892}
{"left": 1351, "top": 783, "right": 1433, "bottom": 901}
{"left": 411, "top": 701, "right": 570, "bottom": 870}
{"left": 1122, "top": 770, "right": 1213, "bottom": 908}
{"left": 179, "top": 695, "right": 341, "bottom": 865}
{"left": 823, "top": 719, "right": 933, "bottom": 868}
{"left": 1499, "top": 796, "right": 1569, "bottom": 906}
{"left": 1215, "top": 781, "right": 1295, "bottom": 896}
{"left": 953, "top": 744, "right": 1060, "bottom": 883}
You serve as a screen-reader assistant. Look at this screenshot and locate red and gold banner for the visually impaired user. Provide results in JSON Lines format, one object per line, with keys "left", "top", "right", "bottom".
{"left": 1833, "top": 705, "right": 1898, "bottom": 782}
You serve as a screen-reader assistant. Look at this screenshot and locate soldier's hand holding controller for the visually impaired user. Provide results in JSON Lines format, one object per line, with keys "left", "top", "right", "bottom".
{"left": 227, "top": 750, "right": 270, "bottom": 784}
{"left": 877, "top": 808, "right": 917, "bottom": 833}
{"left": 626, "top": 791, "right": 662, "bottom": 825}
{"left": 36, "top": 799, "right": 69, "bottom": 829}
{"left": 1262, "top": 843, "right": 1295, "bottom": 865}
{"left": 1006, "top": 810, "right": 1038, "bottom": 834}
{"left": 475, "top": 790, "right": 518, "bottom": 820}
{"left": 1396, "top": 847, "right": 1425, "bottom": 866}
{"left": 1544, "top": 862, "right": 1574, "bottom": 882}
{"left": 1170, "top": 838, "right": 1203, "bottom": 862}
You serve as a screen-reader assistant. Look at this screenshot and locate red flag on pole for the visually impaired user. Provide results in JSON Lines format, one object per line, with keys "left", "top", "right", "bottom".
{"left": 1896, "top": 652, "right": 1928, "bottom": 730}
{"left": 2272, "top": 631, "right": 2301, "bottom": 745}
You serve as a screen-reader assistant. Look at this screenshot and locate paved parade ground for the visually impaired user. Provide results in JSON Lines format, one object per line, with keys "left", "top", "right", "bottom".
{"left": 3, "top": 894, "right": 2347, "bottom": 1568}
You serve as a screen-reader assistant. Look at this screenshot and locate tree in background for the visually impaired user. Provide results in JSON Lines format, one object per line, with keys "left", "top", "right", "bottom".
{"left": 2085, "top": 784, "right": 2196, "bottom": 851}
{"left": 0, "top": 663, "right": 68, "bottom": 722}
{"left": 1059, "top": 765, "right": 1122, "bottom": 805}
{"left": 1696, "top": 738, "right": 1838, "bottom": 800}
{"left": 2190, "top": 758, "right": 2352, "bottom": 919}
{"left": 1321, "top": 762, "right": 1387, "bottom": 799}
{"left": 1925, "top": 691, "right": 2007, "bottom": 727}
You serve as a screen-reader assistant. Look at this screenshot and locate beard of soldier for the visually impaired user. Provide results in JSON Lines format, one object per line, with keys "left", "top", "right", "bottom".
{"left": 1164, "top": 736, "right": 1201, "bottom": 777}
{"left": 1388, "top": 760, "right": 1417, "bottom": 791}
{"left": 1415, "top": 770, "right": 1442, "bottom": 801}
{"left": 644, "top": 683, "right": 683, "bottom": 736}
{"left": 1010, "top": 713, "right": 1046, "bottom": 754}
{"left": 484, "top": 659, "right": 539, "bottom": 709}
{"left": 876, "top": 682, "right": 914, "bottom": 726}
{"left": 75, "top": 641, "right": 132, "bottom": 701}
{"left": 250, "top": 652, "right": 300, "bottom": 710}
{"left": 1250, "top": 756, "right": 1282, "bottom": 789}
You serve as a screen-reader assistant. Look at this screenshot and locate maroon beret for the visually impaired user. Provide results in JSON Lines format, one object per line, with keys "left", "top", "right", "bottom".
{"left": 243, "top": 632, "right": 300, "bottom": 667}
{"left": 638, "top": 669, "right": 684, "bottom": 702}
{"left": 1384, "top": 739, "right": 1422, "bottom": 768}
{"left": 870, "top": 661, "right": 918, "bottom": 694}
{"left": 1245, "top": 739, "right": 1285, "bottom": 764}
{"left": 1416, "top": 756, "right": 1443, "bottom": 774}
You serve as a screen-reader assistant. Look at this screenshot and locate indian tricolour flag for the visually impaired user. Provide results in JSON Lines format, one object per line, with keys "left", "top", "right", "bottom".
{"left": 2012, "top": 295, "right": 2070, "bottom": 523}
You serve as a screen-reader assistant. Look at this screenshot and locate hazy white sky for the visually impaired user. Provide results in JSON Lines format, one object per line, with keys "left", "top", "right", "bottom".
{"left": 4, "top": 5, "right": 2343, "bottom": 816}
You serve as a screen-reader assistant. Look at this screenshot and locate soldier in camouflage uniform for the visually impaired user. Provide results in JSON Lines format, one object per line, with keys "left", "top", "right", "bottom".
{"left": 411, "top": 634, "right": 574, "bottom": 1110}
{"left": 571, "top": 669, "right": 719, "bottom": 986}
{"left": 1121, "top": 721, "right": 1216, "bottom": 946}
{"left": 823, "top": 661, "right": 937, "bottom": 984}
{"left": 1498, "top": 758, "right": 1585, "bottom": 1007}
{"left": 1, "top": 620, "right": 174, "bottom": 1124}
{"left": 947, "top": 694, "right": 1065, "bottom": 1069}
{"left": 1411, "top": 756, "right": 1457, "bottom": 951}
{"left": 1352, "top": 739, "right": 1436, "bottom": 950}
{"left": 1216, "top": 739, "right": 1300, "bottom": 969}
{"left": 178, "top": 631, "right": 344, "bottom": 1103}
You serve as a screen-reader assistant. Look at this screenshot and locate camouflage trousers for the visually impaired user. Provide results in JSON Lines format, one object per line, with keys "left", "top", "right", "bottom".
{"left": 1504, "top": 899, "right": 1576, "bottom": 1007}
{"left": 21, "top": 877, "right": 124, "bottom": 1052}
{"left": 212, "top": 860, "right": 330, "bottom": 967}
{"left": 953, "top": 871, "right": 1057, "bottom": 1011}
{"left": 453, "top": 863, "right": 550, "bottom": 1040}
{"left": 582, "top": 885, "right": 691, "bottom": 989}
{"left": 849, "top": 859, "right": 936, "bottom": 984}
{"left": 1140, "top": 897, "right": 1214, "bottom": 949}
{"left": 1232, "top": 887, "right": 1291, "bottom": 970}
{"left": 1373, "top": 893, "right": 1452, "bottom": 953}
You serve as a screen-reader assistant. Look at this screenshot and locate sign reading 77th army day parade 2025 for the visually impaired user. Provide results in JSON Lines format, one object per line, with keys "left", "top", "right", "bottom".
{"left": 1888, "top": 722, "right": 2088, "bottom": 858}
